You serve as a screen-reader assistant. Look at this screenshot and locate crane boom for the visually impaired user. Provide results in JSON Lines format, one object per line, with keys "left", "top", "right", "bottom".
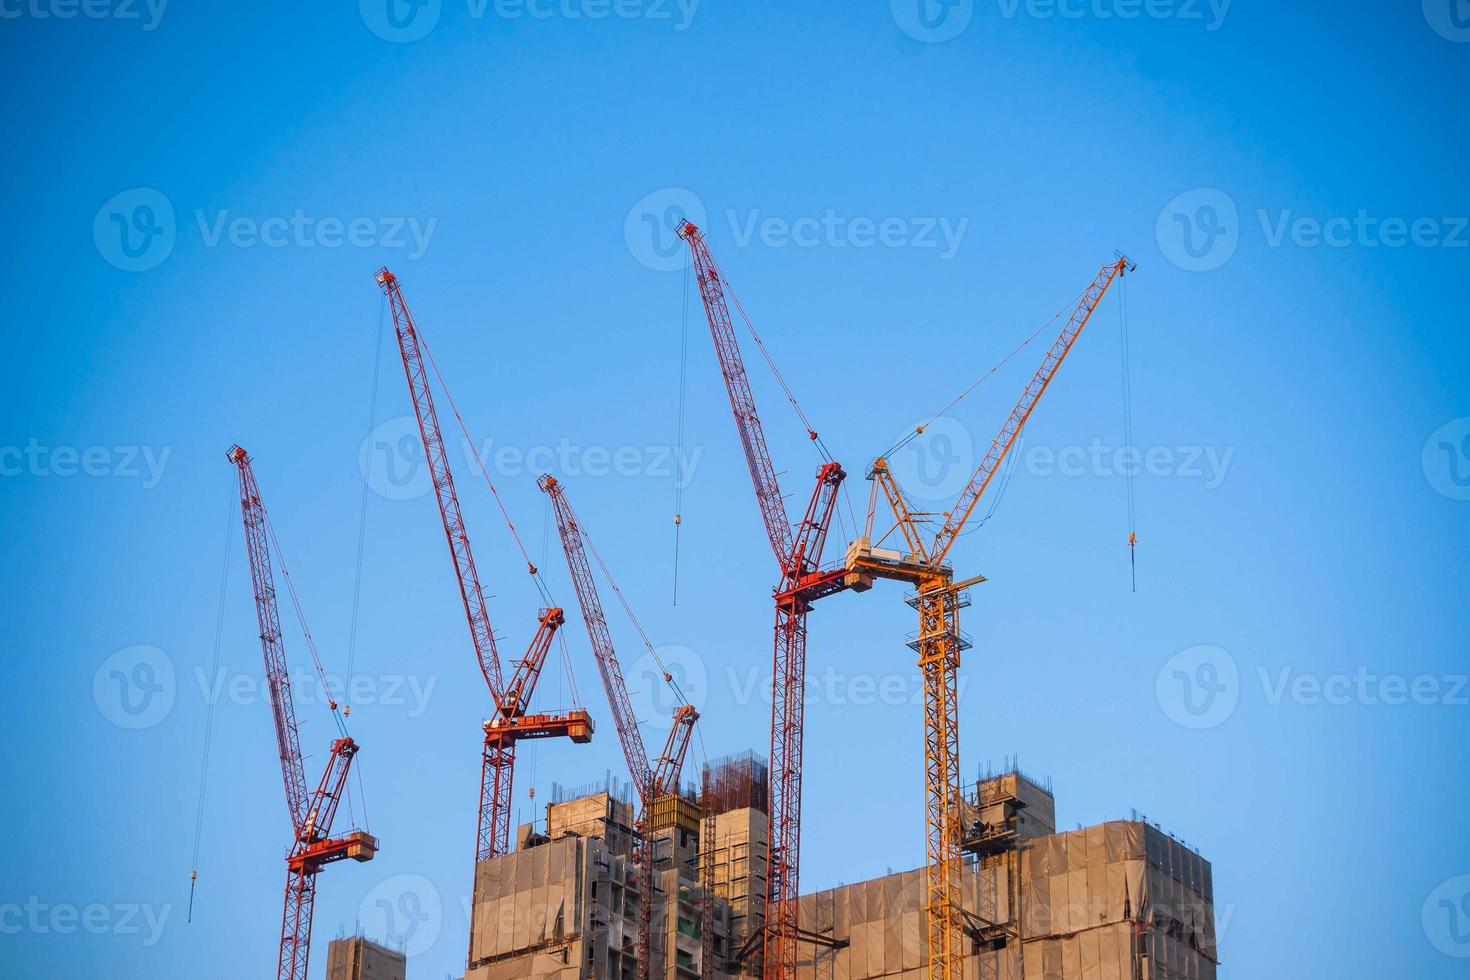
{"left": 677, "top": 222, "right": 796, "bottom": 568}
{"left": 231, "top": 445, "right": 310, "bottom": 833}
{"left": 930, "top": 256, "right": 1131, "bottom": 565}
{"left": 228, "top": 446, "right": 377, "bottom": 980}
{"left": 374, "top": 267, "right": 504, "bottom": 700}
{"left": 539, "top": 474, "right": 655, "bottom": 793}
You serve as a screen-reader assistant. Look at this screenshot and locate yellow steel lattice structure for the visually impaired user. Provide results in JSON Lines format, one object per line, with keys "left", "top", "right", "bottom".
{"left": 845, "top": 256, "right": 1133, "bottom": 980}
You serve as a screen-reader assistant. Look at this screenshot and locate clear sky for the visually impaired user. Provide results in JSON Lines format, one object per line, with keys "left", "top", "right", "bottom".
{"left": 2, "top": 1, "right": 1468, "bottom": 977}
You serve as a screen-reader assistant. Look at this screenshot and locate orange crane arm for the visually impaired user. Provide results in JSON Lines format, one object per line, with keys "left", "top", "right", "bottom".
{"left": 927, "top": 256, "right": 1132, "bottom": 564}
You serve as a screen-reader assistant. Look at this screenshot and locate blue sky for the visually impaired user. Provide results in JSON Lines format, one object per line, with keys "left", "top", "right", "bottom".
{"left": 2, "top": 1, "right": 1468, "bottom": 977}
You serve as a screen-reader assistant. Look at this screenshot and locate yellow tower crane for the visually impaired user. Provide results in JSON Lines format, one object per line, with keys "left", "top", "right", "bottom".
{"left": 843, "top": 255, "right": 1134, "bottom": 980}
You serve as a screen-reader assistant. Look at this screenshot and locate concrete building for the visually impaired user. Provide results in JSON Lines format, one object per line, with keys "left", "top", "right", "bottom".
{"left": 461, "top": 760, "right": 1218, "bottom": 980}
{"left": 325, "top": 935, "right": 407, "bottom": 980}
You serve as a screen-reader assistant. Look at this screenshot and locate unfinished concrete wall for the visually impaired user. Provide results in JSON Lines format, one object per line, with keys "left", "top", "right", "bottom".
{"left": 325, "top": 936, "right": 407, "bottom": 980}
{"left": 464, "top": 778, "right": 1216, "bottom": 980}
{"left": 791, "top": 820, "right": 1216, "bottom": 980}
{"left": 706, "top": 805, "right": 768, "bottom": 957}
{"left": 468, "top": 797, "right": 737, "bottom": 980}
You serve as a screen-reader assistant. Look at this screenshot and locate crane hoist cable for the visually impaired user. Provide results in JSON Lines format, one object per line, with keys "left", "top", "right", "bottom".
{"left": 262, "top": 512, "right": 348, "bottom": 738}
{"left": 187, "top": 483, "right": 238, "bottom": 923}
{"left": 1118, "top": 273, "right": 1138, "bottom": 591}
{"left": 344, "top": 296, "right": 388, "bottom": 713}
{"left": 413, "top": 318, "right": 555, "bottom": 605}
{"left": 673, "top": 261, "right": 691, "bottom": 606}
{"left": 578, "top": 511, "right": 691, "bottom": 709}
{"left": 878, "top": 284, "right": 1090, "bottom": 463}
{"left": 704, "top": 248, "right": 825, "bottom": 457}
{"left": 555, "top": 628, "right": 584, "bottom": 711}
{"left": 702, "top": 244, "right": 862, "bottom": 541}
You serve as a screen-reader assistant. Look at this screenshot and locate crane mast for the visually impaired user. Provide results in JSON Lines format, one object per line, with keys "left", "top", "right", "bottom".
{"left": 677, "top": 222, "right": 852, "bottom": 980}
{"left": 540, "top": 473, "right": 699, "bottom": 980}
{"left": 847, "top": 255, "right": 1133, "bottom": 980}
{"left": 228, "top": 446, "right": 376, "bottom": 980}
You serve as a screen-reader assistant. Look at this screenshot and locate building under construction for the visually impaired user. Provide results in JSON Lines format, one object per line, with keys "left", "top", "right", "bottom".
{"left": 461, "top": 755, "right": 1218, "bottom": 980}
{"left": 368, "top": 239, "right": 1201, "bottom": 980}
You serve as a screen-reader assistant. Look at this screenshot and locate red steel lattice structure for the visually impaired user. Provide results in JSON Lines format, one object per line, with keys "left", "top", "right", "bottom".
{"left": 373, "top": 269, "right": 592, "bottom": 969}
{"left": 228, "top": 446, "right": 377, "bottom": 980}
{"left": 677, "top": 222, "right": 852, "bottom": 980}
{"left": 541, "top": 473, "right": 698, "bottom": 980}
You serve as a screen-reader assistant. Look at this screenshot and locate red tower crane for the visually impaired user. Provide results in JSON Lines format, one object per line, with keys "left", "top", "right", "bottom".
{"left": 228, "top": 446, "right": 377, "bottom": 980}
{"left": 372, "top": 269, "right": 592, "bottom": 965}
{"left": 540, "top": 473, "right": 699, "bottom": 980}
{"left": 676, "top": 222, "right": 853, "bottom": 980}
